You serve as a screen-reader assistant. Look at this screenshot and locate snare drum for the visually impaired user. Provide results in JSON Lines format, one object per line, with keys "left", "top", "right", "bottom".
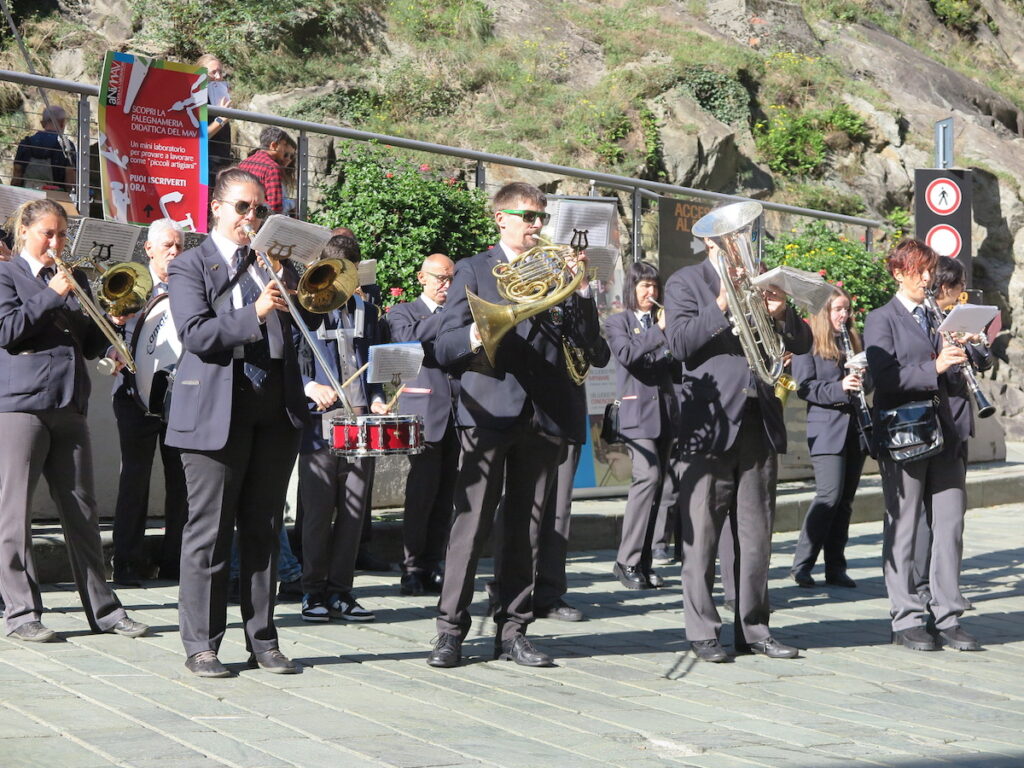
{"left": 328, "top": 413, "right": 424, "bottom": 457}
{"left": 129, "top": 293, "right": 181, "bottom": 417}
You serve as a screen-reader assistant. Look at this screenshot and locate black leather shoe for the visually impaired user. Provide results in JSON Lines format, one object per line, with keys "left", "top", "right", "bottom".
{"left": 738, "top": 636, "right": 799, "bottom": 658}
{"left": 825, "top": 572, "right": 857, "bottom": 588}
{"left": 791, "top": 570, "right": 815, "bottom": 588}
{"left": 939, "top": 626, "right": 982, "bottom": 651}
{"left": 613, "top": 562, "right": 651, "bottom": 590}
{"left": 400, "top": 571, "right": 425, "bottom": 596}
{"left": 644, "top": 567, "right": 664, "bottom": 588}
{"left": 535, "top": 599, "right": 584, "bottom": 622}
{"left": 108, "top": 617, "right": 149, "bottom": 638}
{"left": 185, "top": 651, "right": 231, "bottom": 678}
{"left": 494, "top": 635, "right": 554, "bottom": 667}
{"left": 691, "top": 639, "right": 728, "bottom": 663}
{"left": 113, "top": 565, "right": 143, "bottom": 587}
{"left": 424, "top": 569, "right": 444, "bottom": 593}
{"left": 356, "top": 548, "right": 396, "bottom": 572}
{"left": 427, "top": 634, "right": 462, "bottom": 668}
{"left": 248, "top": 649, "right": 299, "bottom": 674}
{"left": 892, "top": 626, "right": 939, "bottom": 651}
{"left": 8, "top": 621, "right": 56, "bottom": 643}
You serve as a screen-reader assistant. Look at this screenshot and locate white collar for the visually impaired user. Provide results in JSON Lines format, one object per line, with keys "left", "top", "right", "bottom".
{"left": 895, "top": 291, "right": 923, "bottom": 314}
{"left": 19, "top": 251, "right": 48, "bottom": 278}
{"left": 420, "top": 294, "right": 440, "bottom": 313}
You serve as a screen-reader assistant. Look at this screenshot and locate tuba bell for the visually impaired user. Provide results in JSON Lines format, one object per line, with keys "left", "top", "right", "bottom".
{"left": 467, "top": 238, "right": 586, "bottom": 367}
{"left": 98, "top": 261, "right": 154, "bottom": 317}
{"left": 692, "top": 201, "right": 794, "bottom": 395}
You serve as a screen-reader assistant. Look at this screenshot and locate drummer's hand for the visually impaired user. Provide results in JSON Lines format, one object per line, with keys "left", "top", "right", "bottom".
{"left": 105, "top": 347, "right": 126, "bottom": 374}
{"left": 370, "top": 401, "right": 390, "bottom": 415}
{"left": 255, "top": 282, "right": 287, "bottom": 319}
{"left": 47, "top": 270, "right": 73, "bottom": 297}
{"left": 308, "top": 383, "right": 338, "bottom": 411}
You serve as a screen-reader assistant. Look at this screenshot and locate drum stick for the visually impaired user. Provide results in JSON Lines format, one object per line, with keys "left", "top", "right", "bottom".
{"left": 340, "top": 362, "right": 370, "bottom": 391}
{"left": 383, "top": 386, "right": 403, "bottom": 414}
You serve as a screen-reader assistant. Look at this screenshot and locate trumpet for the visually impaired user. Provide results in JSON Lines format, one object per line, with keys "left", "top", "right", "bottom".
{"left": 923, "top": 289, "right": 995, "bottom": 419}
{"left": 692, "top": 201, "right": 794, "bottom": 394}
{"left": 240, "top": 223, "right": 358, "bottom": 414}
{"left": 49, "top": 249, "right": 137, "bottom": 374}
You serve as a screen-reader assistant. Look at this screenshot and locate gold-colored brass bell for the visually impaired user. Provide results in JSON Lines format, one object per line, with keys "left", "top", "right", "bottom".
{"left": 98, "top": 261, "right": 154, "bottom": 316}
{"left": 297, "top": 257, "right": 359, "bottom": 314}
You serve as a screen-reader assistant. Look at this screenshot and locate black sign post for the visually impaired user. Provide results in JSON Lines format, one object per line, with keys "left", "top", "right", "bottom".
{"left": 914, "top": 168, "right": 973, "bottom": 287}
{"left": 658, "top": 196, "right": 715, "bottom": 277}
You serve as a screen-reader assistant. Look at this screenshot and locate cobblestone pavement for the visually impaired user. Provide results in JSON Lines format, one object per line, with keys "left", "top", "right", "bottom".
{"left": 2, "top": 504, "right": 1023, "bottom": 768}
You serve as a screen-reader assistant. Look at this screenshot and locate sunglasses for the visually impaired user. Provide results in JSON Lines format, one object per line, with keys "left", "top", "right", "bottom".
{"left": 500, "top": 209, "right": 551, "bottom": 225}
{"left": 220, "top": 199, "right": 271, "bottom": 219}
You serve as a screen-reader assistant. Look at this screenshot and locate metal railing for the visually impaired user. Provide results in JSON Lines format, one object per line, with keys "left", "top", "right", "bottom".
{"left": 0, "top": 69, "right": 884, "bottom": 254}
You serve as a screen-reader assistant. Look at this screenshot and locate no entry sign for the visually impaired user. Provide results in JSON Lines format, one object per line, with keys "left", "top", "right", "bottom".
{"left": 915, "top": 168, "right": 972, "bottom": 285}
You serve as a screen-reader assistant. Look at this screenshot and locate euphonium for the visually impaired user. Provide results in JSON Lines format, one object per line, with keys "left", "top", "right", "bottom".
{"left": 692, "top": 201, "right": 793, "bottom": 393}
{"left": 467, "top": 239, "right": 586, "bottom": 367}
{"left": 98, "top": 261, "right": 154, "bottom": 316}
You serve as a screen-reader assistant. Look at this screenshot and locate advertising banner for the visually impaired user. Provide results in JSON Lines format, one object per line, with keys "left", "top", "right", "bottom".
{"left": 98, "top": 52, "right": 208, "bottom": 232}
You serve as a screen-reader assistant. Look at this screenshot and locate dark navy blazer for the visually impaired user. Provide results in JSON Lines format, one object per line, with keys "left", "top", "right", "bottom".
{"left": 664, "top": 258, "right": 812, "bottom": 456}
{"left": 0, "top": 256, "right": 107, "bottom": 414}
{"left": 793, "top": 348, "right": 858, "bottom": 456}
{"left": 605, "top": 310, "right": 678, "bottom": 441}
{"left": 434, "top": 245, "right": 600, "bottom": 437}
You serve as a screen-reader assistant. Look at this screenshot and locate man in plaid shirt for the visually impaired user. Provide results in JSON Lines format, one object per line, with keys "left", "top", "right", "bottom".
{"left": 238, "top": 126, "right": 296, "bottom": 214}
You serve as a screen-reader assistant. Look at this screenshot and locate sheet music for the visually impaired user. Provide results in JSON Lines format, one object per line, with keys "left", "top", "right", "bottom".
{"left": 750, "top": 265, "right": 836, "bottom": 315}
{"left": 549, "top": 199, "right": 616, "bottom": 248}
{"left": 938, "top": 303, "right": 1000, "bottom": 334}
{"left": 249, "top": 214, "right": 332, "bottom": 266}
{"left": 584, "top": 245, "right": 618, "bottom": 283}
{"left": 71, "top": 219, "right": 143, "bottom": 266}
{"left": 358, "top": 259, "right": 377, "bottom": 286}
{"left": 366, "top": 342, "right": 424, "bottom": 384}
{"left": 0, "top": 184, "right": 45, "bottom": 224}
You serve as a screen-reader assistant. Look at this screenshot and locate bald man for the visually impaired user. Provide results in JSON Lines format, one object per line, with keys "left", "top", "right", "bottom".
{"left": 385, "top": 254, "right": 459, "bottom": 595}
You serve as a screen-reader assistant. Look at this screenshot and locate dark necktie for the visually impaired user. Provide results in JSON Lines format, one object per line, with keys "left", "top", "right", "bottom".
{"left": 234, "top": 248, "right": 270, "bottom": 390}
{"left": 434, "top": 305, "right": 443, "bottom": 315}
{"left": 38, "top": 266, "right": 55, "bottom": 284}
{"left": 912, "top": 305, "right": 928, "bottom": 333}
{"left": 640, "top": 313, "right": 652, "bottom": 330}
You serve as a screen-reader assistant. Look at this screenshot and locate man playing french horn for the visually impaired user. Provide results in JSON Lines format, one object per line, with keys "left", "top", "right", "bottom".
{"left": 665, "top": 202, "right": 812, "bottom": 663}
{"left": 427, "top": 182, "right": 603, "bottom": 668}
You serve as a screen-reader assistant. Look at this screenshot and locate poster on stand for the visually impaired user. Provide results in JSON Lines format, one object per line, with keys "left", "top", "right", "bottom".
{"left": 98, "top": 51, "right": 208, "bottom": 232}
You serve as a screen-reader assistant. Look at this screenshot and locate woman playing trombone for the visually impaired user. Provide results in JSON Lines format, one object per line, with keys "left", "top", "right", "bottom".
{"left": 790, "top": 286, "right": 868, "bottom": 590}
{"left": 0, "top": 198, "right": 148, "bottom": 642}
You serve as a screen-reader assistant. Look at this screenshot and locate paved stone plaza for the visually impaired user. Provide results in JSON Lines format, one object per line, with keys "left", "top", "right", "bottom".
{"left": 2, "top": 503, "right": 1023, "bottom": 768}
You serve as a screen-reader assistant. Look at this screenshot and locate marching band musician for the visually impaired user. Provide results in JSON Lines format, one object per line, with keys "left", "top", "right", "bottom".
{"left": 864, "top": 240, "right": 982, "bottom": 652}
{"left": 665, "top": 237, "right": 811, "bottom": 663}
{"left": 604, "top": 261, "right": 678, "bottom": 592}
{"left": 166, "top": 168, "right": 307, "bottom": 677}
{"left": 790, "top": 286, "right": 868, "bottom": 590}
{"left": 427, "top": 181, "right": 600, "bottom": 668}
{"left": 386, "top": 253, "right": 459, "bottom": 597}
{"left": 0, "top": 198, "right": 149, "bottom": 642}
{"left": 109, "top": 218, "right": 188, "bottom": 585}
{"left": 295, "top": 234, "right": 386, "bottom": 624}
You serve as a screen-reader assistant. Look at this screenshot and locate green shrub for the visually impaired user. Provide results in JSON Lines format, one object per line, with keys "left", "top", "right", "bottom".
{"left": 755, "top": 104, "right": 869, "bottom": 177}
{"left": 311, "top": 143, "right": 496, "bottom": 304}
{"left": 679, "top": 66, "right": 749, "bottom": 125}
{"left": 787, "top": 183, "right": 866, "bottom": 216}
{"left": 929, "top": 0, "right": 978, "bottom": 34}
{"left": 389, "top": 0, "right": 493, "bottom": 42}
{"left": 763, "top": 220, "right": 894, "bottom": 327}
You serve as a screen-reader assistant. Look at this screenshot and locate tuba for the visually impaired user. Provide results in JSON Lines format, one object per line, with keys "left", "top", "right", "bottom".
{"left": 692, "top": 201, "right": 794, "bottom": 394}
{"left": 467, "top": 236, "right": 586, "bottom": 368}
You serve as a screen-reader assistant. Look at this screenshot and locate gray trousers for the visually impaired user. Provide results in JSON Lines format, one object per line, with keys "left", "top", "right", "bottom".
{"left": 437, "top": 423, "right": 563, "bottom": 643}
{"left": 880, "top": 441, "right": 967, "bottom": 632}
{"left": 177, "top": 372, "right": 300, "bottom": 657}
{"left": 617, "top": 434, "right": 674, "bottom": 568}
{"left": 679, "top": 403, "right": 777, "bottom": 644}
{"left": 402, "top": 421, "right": 458, "bottom": 576}
{"left": 533, "top": 442, "right": 582, "bottom": 610}
{"left": 792, "top": 428, "right": 865, "bottom": 578}
{"left": 0, "top": 408, "right": 126, "bottom": 634}
{"left": 300, "top": 447, "right": 372, "bottom": 595}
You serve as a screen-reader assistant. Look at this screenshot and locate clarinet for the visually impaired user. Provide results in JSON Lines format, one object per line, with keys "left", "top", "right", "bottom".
{"left": 922, "top": 290, "right": 995, "bottom": 418}
{"left": 838, "top": 325, "right": 874, "bottom": 448}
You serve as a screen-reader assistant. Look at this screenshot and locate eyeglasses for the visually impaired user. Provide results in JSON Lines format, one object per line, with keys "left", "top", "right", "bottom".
{"left": 426, "top": 272, "right": 454, "bottom": 285}
{"left": 220, "top": 199, "right": 270, "bottom": 219}
{"left": 500, "top": 209, "right": 551, "bottom": 225}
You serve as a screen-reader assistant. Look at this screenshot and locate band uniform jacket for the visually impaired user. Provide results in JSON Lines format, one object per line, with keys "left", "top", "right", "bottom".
{"left": 664, "top": 259, "right": 812, "bottom": 456}
{"left": 548, "top": 295, "right": 609, "bottom": 445}
{"left": 0, "top": 257, "right": 108, "bottom": 414}
{"left": 434, "top": 245, "right": 601, "bottom": 438}
{"left": 164, "top": 238, "right": 308, "bottom": 452}
{"left": 296, "top": 293, "right": 384, "bottom": 453}
{"left": 793, "top": 346, "right": 868, "bottom": 456}
{"left": 604, "top": 310, "right": 678, "bottom": 442}
{"left": 865, "top": 296, "right": 990, "bottom": 445}
{"left": 386, "top": 296, "right": 457, "bottom": 444}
